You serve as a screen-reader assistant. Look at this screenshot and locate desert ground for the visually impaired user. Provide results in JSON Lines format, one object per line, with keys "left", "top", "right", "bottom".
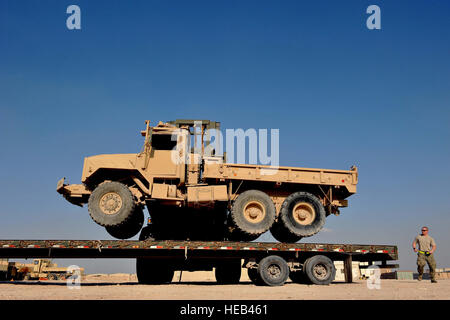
{"left": 0, "top": 270, "right": 449, "bottom": 300}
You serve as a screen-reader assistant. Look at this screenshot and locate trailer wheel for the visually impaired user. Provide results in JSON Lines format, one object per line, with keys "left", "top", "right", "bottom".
{"left": 136, "top": 258, "right": 174, "bottom": 284}
{"left": 230, "top": 190, "right": 276, "bottom": 237}
{"left": 257, "top": 255, "right": 289, "bottom": 286}
{"left": 215, "top": 260, "right": 242, "bottom": 284}
{"left": 303, "top": 255, "right": 336, "bottom": 285}
{"left": 88, "top": 182, "right": 136, "bottom": 227}
{"left": 105, "top": 207, "right": 144, "bottom": 239}
{"left": 279, "top": 192, "right": 326, "bottom": 238}
{"left": 270, "top": 220, "right": 302, "bottom": 243}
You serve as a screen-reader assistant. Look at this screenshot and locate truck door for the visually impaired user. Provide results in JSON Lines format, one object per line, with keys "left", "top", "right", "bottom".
{"left": 148, "top": 133, "right": 180, "bottom": 176}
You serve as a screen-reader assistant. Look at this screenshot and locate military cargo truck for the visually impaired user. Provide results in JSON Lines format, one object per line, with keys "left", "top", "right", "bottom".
{"left": 0, "top": 259, "right": 81, "bottom": 280}
{"left": 57, "top": 120, "right": 357, "bottom": 242}
{"left": 21, "top": 259, "right": 81, "bottom": 280}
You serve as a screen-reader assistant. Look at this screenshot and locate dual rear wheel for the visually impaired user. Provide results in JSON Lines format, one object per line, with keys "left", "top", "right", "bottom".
{"left": 250, "top": 254, "right": 335, "bottom": 286}
{"left": 290, "top": 255, "right": 336, "bottom": 285}
{"left": 270, "top": 192, "right": 326, "bottom": 242}
{"left": 230, "top": 190, "right": 326, "bottom": 242}
{"left": 228, "top": 190, "right": 276, "bottom": 241}
{"left": 135, "top": 255, "right": 335, "bottom": 286}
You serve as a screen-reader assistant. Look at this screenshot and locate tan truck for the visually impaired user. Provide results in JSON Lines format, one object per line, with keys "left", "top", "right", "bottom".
{"left": 57, "top": 120, "right": 358, "bottom": 242}
{"left": 22, "top": 259, "right": 80, "bottom": 280}
{"left": 0, "top": 259, "right": 82, "bottom": 280}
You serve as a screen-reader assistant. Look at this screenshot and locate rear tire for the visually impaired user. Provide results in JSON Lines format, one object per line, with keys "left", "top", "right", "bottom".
{"left": 230, "top": 190, "right": 276, "bottom": 238}
{"left": 257, "top": 255, "right": 289, "bottom": 286}
{"left": 136, "top": 258, "right": 174, "bottom": 284}
{"left": 215, "top": 260, "right": 242, "bottom": 284}
{"left": 88, "top": 182, "right": 136, "bottom": 227}
{"left": 279, "top": 192, "right": 326, "bottom": 238}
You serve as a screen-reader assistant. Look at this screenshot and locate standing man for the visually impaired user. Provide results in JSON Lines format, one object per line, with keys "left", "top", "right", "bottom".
{"left": 412, "top": 226, "right": 437, "bottom": 283}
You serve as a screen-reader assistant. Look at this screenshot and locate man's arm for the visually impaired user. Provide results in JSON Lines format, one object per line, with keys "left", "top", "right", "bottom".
{"left": 430, "top": 240, "right": 436, "bottom": 254}
{"left": 412, "top": 237, "right": 418, "bottom": 252}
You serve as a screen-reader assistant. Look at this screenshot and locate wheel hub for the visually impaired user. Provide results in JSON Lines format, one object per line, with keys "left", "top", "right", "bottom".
{"left": 292, "top": 202, "right": 316, "bottom": 225}
{"left": 312, "top": 263, "right": 328, "bottom": 280}
{"left": 99, "top": 192, "right": 123, "bottom": 215}
{"left": 243, "top": 201, "right": 266, "bottom": 224}
{"left": 268, "top": 264, "right": 281, "bottom": 279}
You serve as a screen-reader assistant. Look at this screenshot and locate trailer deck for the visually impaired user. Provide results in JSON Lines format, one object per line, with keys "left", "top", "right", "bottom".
{"left": 0, "top": 239, "right": 396, "bottom": 259}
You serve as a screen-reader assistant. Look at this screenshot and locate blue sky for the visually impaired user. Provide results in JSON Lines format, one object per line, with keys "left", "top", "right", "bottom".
{"left": 0, "top": 0, "right": 449, "bottom": 274}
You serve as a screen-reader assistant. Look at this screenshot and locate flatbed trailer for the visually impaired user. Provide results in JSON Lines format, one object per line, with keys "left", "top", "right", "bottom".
{"left": 0, "top": 239, "right": 398, "bottom": 286}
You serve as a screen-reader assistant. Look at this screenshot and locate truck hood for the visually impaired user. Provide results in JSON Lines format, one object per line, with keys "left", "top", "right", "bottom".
{"left": 81, "top": 154, "right": 138, "bottom": 183}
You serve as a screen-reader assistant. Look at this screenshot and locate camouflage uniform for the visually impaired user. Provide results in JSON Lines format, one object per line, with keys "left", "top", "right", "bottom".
{"left": 414, "top": 235, "right": 436, "bottom": 281}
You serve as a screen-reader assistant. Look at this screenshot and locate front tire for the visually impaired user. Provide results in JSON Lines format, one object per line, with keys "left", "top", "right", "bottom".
{"left": 88, "top": 182, "right": 136, "bottom": 227}
{"left": 105, "top": 207, "right": 144, "bottom": 239}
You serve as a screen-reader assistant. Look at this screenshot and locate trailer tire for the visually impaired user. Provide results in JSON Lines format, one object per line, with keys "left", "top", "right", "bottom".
{"left": 215, "top": 260, "right": 242, "bottom": 284}
{"left": 257, "top": 255, "right": 289, "bottom": 286}
{"left": 270, "top": 220, "right": 303, "bottom": 243}
{"left": 88, "top": 182, "right": 136, "bottom": 227}
{"left": 280, "top": 192, "right": 326, "bottom": 238}
{"left": 136, "top": 258, "right": 174, "bottom": 284}
{"left": 230, "top": 190, "right": 276, "bottom": 237}
{"left": 303, "top": 255, "right": 335, "bottom": 285}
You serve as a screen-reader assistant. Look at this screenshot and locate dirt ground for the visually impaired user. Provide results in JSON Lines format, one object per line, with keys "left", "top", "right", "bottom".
{"left": 1, "top": 270, "right": 449, "bottom": 300}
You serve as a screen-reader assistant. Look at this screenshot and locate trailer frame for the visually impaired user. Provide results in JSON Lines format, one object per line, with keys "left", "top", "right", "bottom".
{"left": 0, "top": 239, "right": 398, "bottom": 285}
